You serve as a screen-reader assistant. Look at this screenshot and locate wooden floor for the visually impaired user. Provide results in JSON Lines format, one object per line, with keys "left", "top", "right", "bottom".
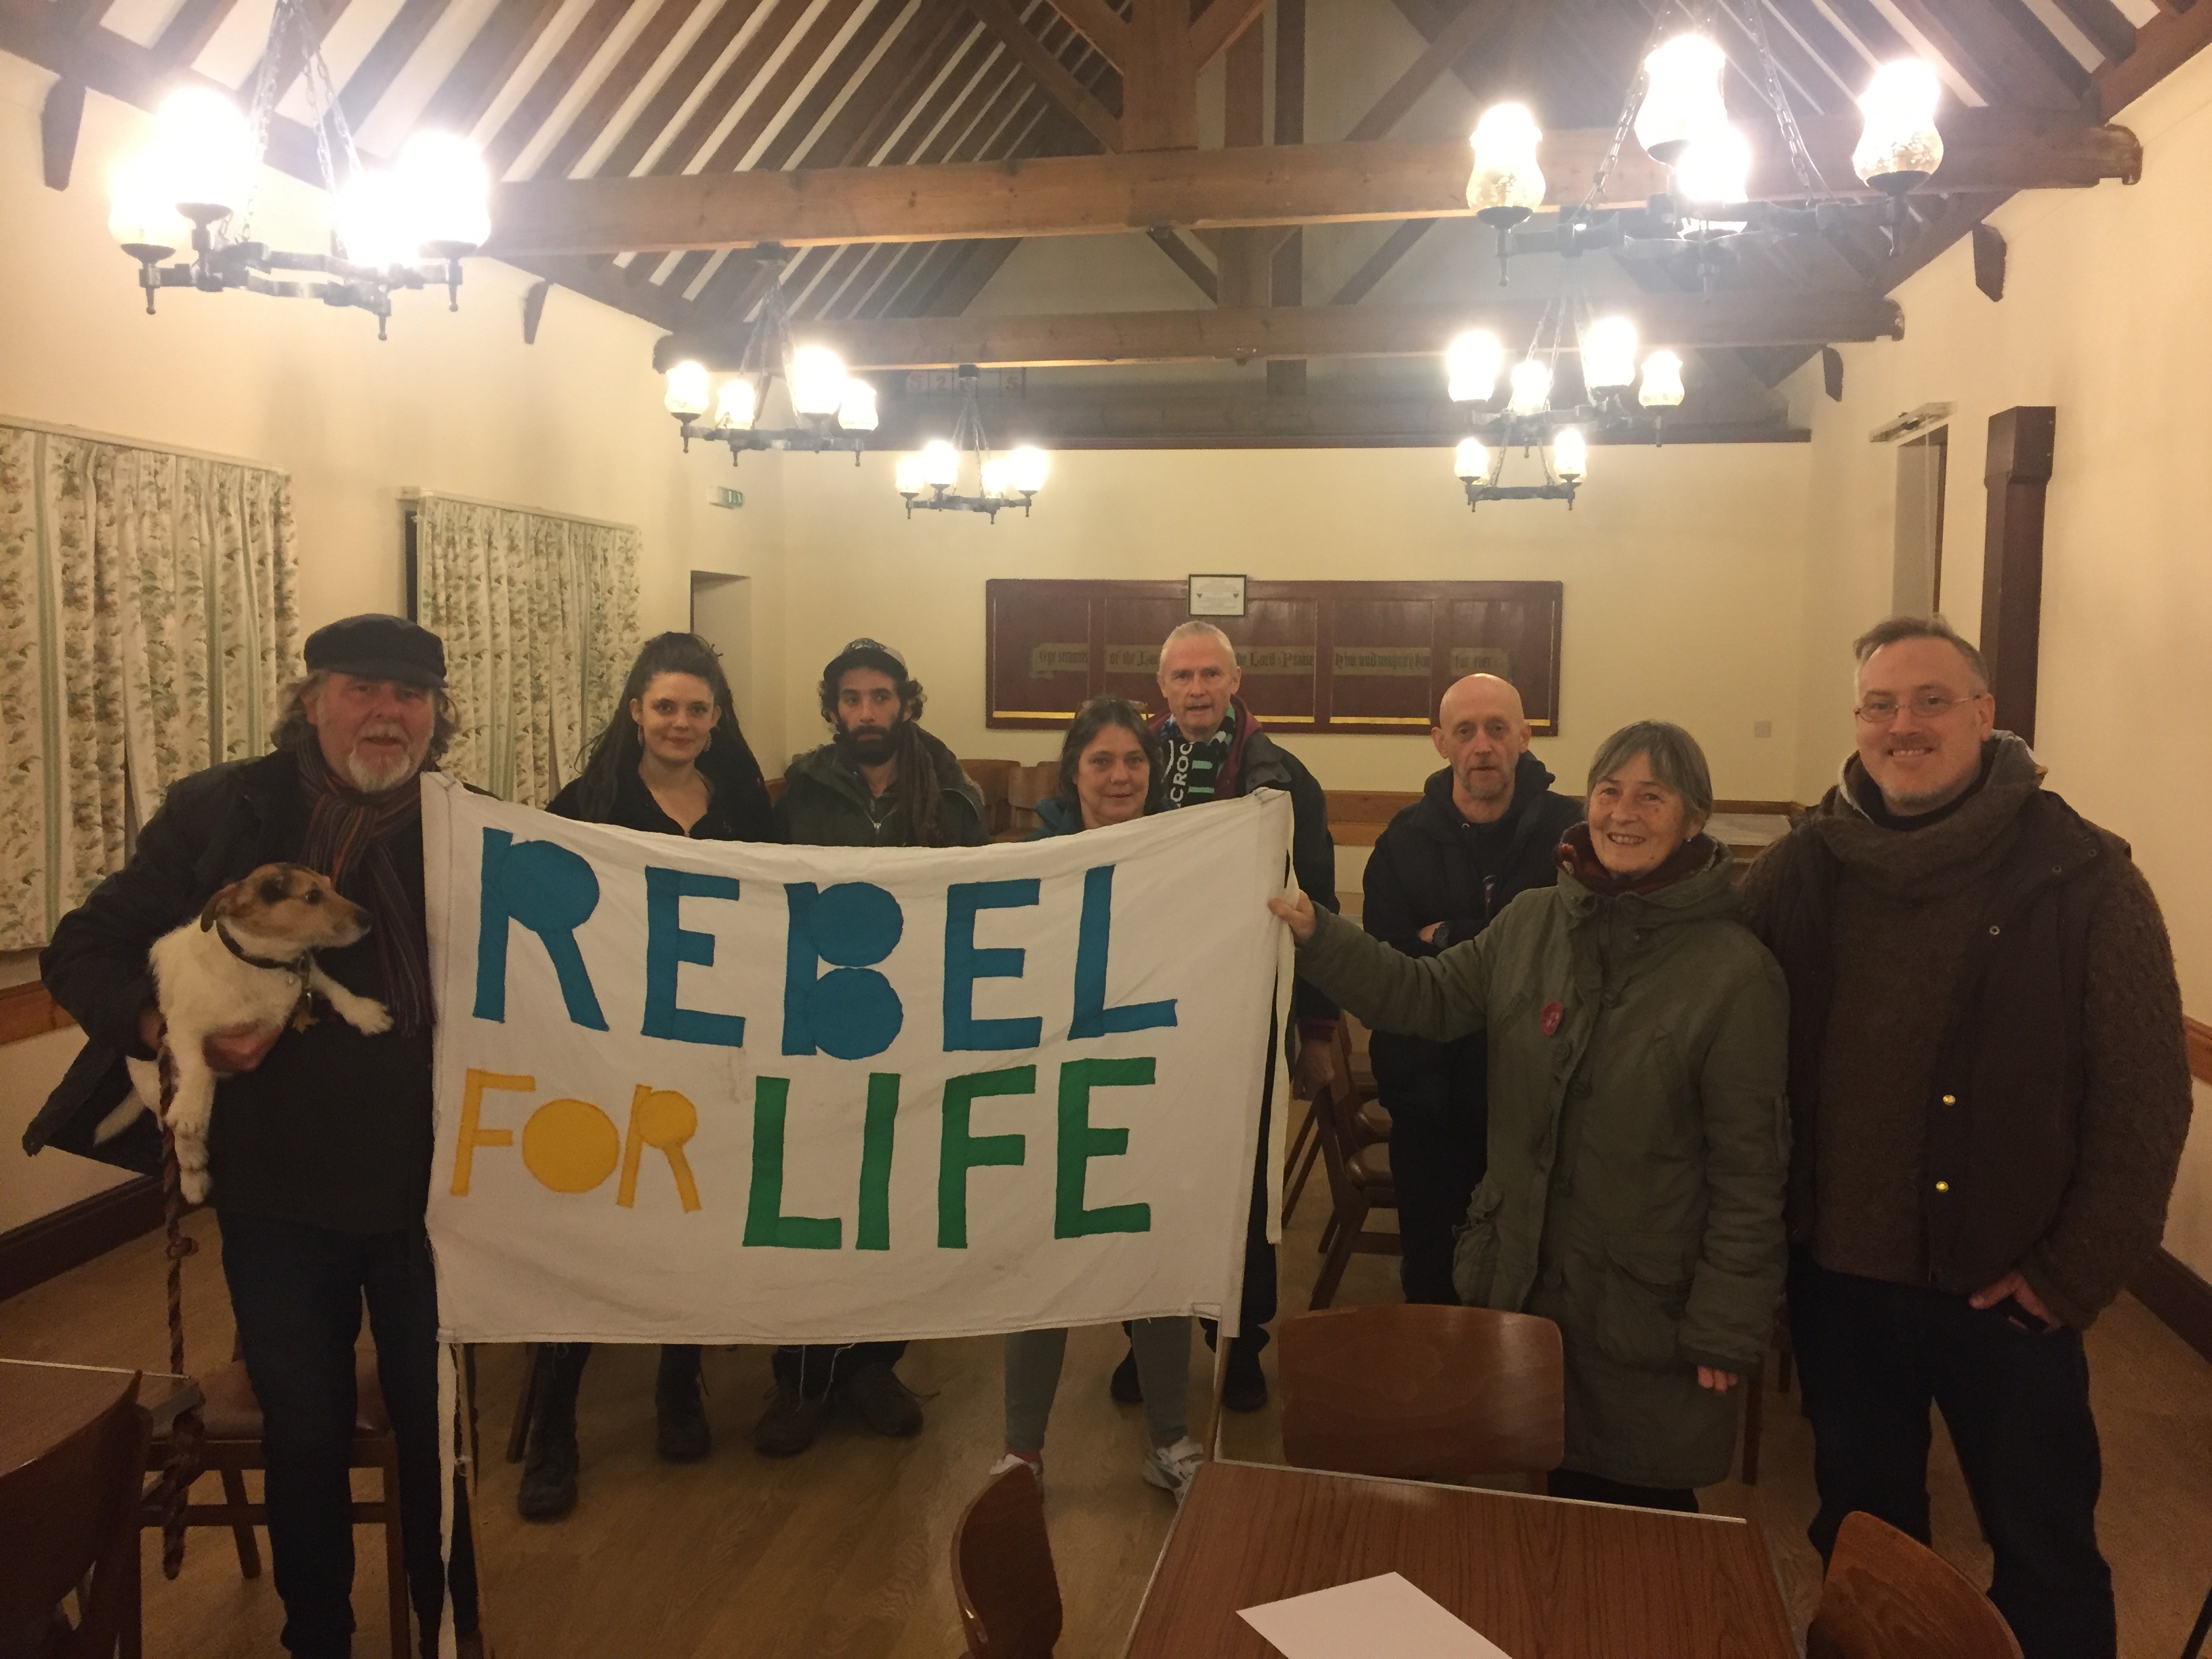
{"left": 3, "top": 1174, "right": 2209, "bottom": 1658}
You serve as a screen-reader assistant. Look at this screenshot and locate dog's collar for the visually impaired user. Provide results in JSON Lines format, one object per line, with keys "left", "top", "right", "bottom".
{"left": 215, "top": 922, "right": 311, "bottom": 976}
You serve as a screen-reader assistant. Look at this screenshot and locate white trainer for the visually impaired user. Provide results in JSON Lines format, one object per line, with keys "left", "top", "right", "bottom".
{"left": 1141, "top": 1437, "right": 1204, "bottom": 1503}
{"left": 988, "top": 1451, "right": 1042, "bottom": 1485}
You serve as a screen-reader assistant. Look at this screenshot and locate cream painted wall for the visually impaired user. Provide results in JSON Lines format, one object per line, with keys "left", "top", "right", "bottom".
{"left": 1784, "top": 45, "right": 2212, "bottom": 1276}
{"left": 771, "top": 443, "right": 1811, "bottom": 798}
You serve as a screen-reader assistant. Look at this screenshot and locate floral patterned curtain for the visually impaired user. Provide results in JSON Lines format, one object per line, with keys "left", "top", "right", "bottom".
{"left": 0, "top": 422, "right": 300, "bottom": 951}
{"left": 411, "top": 495, "right": 640, "bottom": 807}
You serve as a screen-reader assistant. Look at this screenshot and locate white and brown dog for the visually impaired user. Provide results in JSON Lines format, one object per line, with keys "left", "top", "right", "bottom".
{"left": 100, "top": 862, "right": 392, "bottom": 1202}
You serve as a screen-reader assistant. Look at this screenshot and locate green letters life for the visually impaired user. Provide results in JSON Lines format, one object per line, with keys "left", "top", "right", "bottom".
{"left": 1055, "top": 1058, "right": 1154, "bottom": 1237}
{"left": 939, "top": 1067, "right": 1035, "bottom": 1248}
{"left": 743, "top": 1078, "right": 841, "bottom": 1249}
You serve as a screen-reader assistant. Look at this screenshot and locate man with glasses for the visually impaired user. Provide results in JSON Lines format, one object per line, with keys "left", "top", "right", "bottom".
{"left": 1742, "top": 615, "right": 2192, "bottom": 1659}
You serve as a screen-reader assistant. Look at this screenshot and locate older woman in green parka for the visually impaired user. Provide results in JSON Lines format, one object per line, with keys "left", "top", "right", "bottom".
{"left": 1271, "top": 720, "right": 1788, "bottom": 1510}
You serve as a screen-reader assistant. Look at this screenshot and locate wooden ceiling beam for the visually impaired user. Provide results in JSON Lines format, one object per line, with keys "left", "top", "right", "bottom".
{"left": 1038, "top": 0, "right": 1128, "bottom": 67}
{"left": 337, "top": 0, "right": 452, "bottom": 127}
{"left": 484, "top": 110, "right": 2140, "bottom": 254}
{"left": 485, "top": 0, "right": 634, "bottom": 174}
{"left": 962, "top": 0, "right": 1123, "bottom": 148}
{"left": 1187, "top": 0, "right": 1266, "bottom": 69}
{"left": 1328, "top": 217, "right": 1435, "bottom": 305}
{"left": 2049, "top": 0, "right": 2134, "bottom": 66}
{"left": 530, "top": 0, "right": 706, "bottom": 180}
{"left": 1883, "top": 0, "right": 2083, "bottom": 107}
{"left": 2095, "top": 0, "right": 2212, "bottom": 111}
{"left": 652, "top": 289, "right": 1906, "bottom": 368}
{"left": 1343, "top": 0, "right": 1512, "bottom": 142}
{"left": 415, "top": 0, "right": 567, "bottom": 136}
{"left": 151, "top": 0, "right": 240, "bottom": 70}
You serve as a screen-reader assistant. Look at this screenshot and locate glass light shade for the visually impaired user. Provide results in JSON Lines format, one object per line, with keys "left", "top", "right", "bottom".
{"left": 1580, "top": 316, "right": 1639, "bottom": 391}
{"left": 1507, "top": 357, "right": 1553, "bottom": 417}
{"left": 1639, "top": 349, "right": 1686, "bottom": 407}
{"left": 107, "top": 151, "right": 190, "bottom": 253}
{"left": 895, "top": 454, "right": 928, "bottom": 495}
{"left": 1007, "top": 445, "right": 1049, "bottom": 494}
{"left": 154, "top": 87, "right": 257, "bottom": 220}
{"left": 1551, "top": 427, "right": 1588, "bottom": 480}
{"left": 836, "top": 378, "right": 878, "bottom": 432}
{"left": 1853, "top": 60, "right": 1944, "bottom": 191}
{"left": 980, "top": 457, "right": 1011, "bottom": 499}
{"left": 1446, "top": 330, "right": 1504, "bottom": 403}
{"left": 714, "top": 377, "right": 758, "bottom": 428}
{"left": 1675, "top": 122, "right": 1752, "bottom": 210}
{"left": 1453, "top": 437, "right": 1490, "bottom": 481}
{"left": 1635, "top": 33, "right": 1727, "bottom": 165}
{"left": 394, "top": 131, "right": 490, "bottom": 255}
{"left": 663, "top": 361, "right": 711, "bottom": 419}
{"left": 1466, "top": 103, "right": 1545, "bottom": 226}
{"left": 336, "top": 168, "right": 417, "bottom": 270}
{"left": 920, "top": 439, "right": 961, "bottom": 489}
{"left": 788, "top": 346, "right": 847, "bottom": 417}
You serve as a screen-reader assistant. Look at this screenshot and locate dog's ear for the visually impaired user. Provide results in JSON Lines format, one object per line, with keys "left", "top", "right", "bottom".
{"left": 199, "top": 880, "right": 247, "bottom": 931}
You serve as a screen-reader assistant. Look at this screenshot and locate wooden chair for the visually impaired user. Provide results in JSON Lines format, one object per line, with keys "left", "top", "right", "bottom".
{"left": 1004, "top": 762, "right": 1058, "bottom": 837}
{"left": 1279, "top": 1306, "right": 1564, "bottom": 1484}
{"left": 964, "top": 760, "right": 1017, "bottom": 838}
{"left": 1307, "top": 1056, "right": 1399, "bottom": 1309}
{"left": 0, "top": 1369, "right": 148, "bottom": 1659}
{"left": 1807, "top": 1511, "right": 2024, "bottom": 1659}
{"left": 1284, "top": 1019, "right": 1385, "bottom": 1227}
{"left": 951, "top": 1466, "right": 1060, "bottom": 1659}
{"left": 1738, "top": 1309, "right": 1796, "bottom": 1485}
{"left": 133, "top": 1349, "right": 411, "bottom": 1659}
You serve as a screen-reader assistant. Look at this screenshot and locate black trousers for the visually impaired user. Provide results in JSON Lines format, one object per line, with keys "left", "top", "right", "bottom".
{"left": 1788, "top": 1251, "right": 2112, "bottom": 1659}
{"left": 771, "top": 1341, "right": 908, "bottom": 1397}
{"left": 218, "top": 1211, "right": 478, "bottom": 1659}
{"left": 1387, "top": 1106, "right": 1484, "bottom": 1306}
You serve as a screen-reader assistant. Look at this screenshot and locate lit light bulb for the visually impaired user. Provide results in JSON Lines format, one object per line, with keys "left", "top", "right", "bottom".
{"left": 1552, "top": 427, "right": 1588, "bottom": 480}
{"left": 836, "top": 378, "right": 878, "bottom": 431}
{"left": 1639, "top": 349, "right": 1685, "bottom": 408}
{"left": 1446, "top": 330, "right": 1504, "bottom": 403}
{"left": 895, "top": 454, "right": 928, "bottom": 496}
{"left": 1635, "top": 34, "right": 1727, "bottom": 165}
{"left": 107, "top": 150, "right": 190, "bottom": 255}
{"left": 1853, "top": 60, "right": 1944, "bottom": 194}
{"left": 1674, "top": 122, "right": 1752, "bottom": 218}
{"left": 1007, "top": 445, "right": 1049, "bottom": 494}
{"left": 981, "top": 457, "right": 1011, "bottom": 499}
{"left": 920, "top": 439, "right": 961, "bottom": 489}
{"left": 714, "top": 377, "right": 758, "bottom": 429}
{"left": 1453, "top": 438, "right": 1490, "bottom": 481}
{"left": 154, "top": 87, "right": 257, "bottom": 222}
{"left": 664, "top": 361, "right": 711, "bottom": 419}
{"left": 336, "top": 167, "right": 416, "bottom": 270}
{"left": 1508, "top": 358, "right": 1553, "bottom": 416}
{"left": 1466, "top": 104, "right": 1545, "bottom": 228}
{"left": 1580, "top": 316, "right": 1639, "bottom": 392}
{"left": 395, "top": 131, "right": 491, "bottom": 257}
{"left": 788, "top": 346, "right": 847, "bottom": 418}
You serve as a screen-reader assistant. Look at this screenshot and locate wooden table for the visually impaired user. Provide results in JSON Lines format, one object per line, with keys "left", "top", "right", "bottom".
{"left": 0, "top": 1357, "right": 201, "bottom": 1477}
{"left": 1126, "top": 1460, "right": 1795, "bottom": 1659}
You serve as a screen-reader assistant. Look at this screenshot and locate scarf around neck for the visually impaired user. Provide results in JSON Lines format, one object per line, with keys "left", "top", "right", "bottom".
{"left": 1555, "top": 820, "right": 1718, "bottom": 897}
{"left": 297, "top": 743, "right": 432, "bottom": 1033}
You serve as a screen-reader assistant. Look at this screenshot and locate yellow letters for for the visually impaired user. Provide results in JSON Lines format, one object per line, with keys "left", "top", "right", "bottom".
{"left": 619, "top": 1085, "right": 702, "bottom": 1212}
{"left": 523, "top": 1097, "right": 623, "bottom": 1193}
{"left": 452, "top": 1069, "right": 533, "bottom": 1195}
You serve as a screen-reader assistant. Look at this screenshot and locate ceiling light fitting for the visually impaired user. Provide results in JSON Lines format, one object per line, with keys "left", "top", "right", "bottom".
{"left": 895, "top": 366, "right": 1048, "bottom": 522}
{"left": 661, "top": 249, "right": 876, "bottom": 464}
{"left": 104, "top": 0, "right": 490, "bottom": 337}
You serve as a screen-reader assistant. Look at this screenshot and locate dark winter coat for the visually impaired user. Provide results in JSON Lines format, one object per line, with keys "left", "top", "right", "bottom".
{"left": 1296, "top": 842, "right": 1790, "bottom": 1488}
{"left": 546, "top": 729, "right": 775, "bottom": 842}
{"left": 773, "top": 727, "right": 989, "bottom": 848}
{"left": 33, "top": 750, "right": 437, "bottom": 1233}
{"left": 1361, "top": 754, "right": 1583, "bottom": 1136}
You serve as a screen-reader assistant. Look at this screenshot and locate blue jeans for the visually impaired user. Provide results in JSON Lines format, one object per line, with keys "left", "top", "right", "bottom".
{"left": 218, "top": 1211, "right": 478, "bottom": 1659}
{"left": 1788, "top": 1250, "right": 2112, "bottom": 1659}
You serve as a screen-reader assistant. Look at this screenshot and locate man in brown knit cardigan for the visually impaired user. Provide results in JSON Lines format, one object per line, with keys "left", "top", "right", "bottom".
{"left": 1743, "top": 615, "right": 2192, "bottom": 1659}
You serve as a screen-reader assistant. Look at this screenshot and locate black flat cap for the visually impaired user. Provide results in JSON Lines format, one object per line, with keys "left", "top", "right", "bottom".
{"left": 305, "top": 615, "right": 447, "bottom": 689}
{"left": 823, "top": 637, "right": 908, "bottom": 683}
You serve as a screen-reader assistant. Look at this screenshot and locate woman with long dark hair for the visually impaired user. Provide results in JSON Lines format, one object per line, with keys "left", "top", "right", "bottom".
{"left": 992, "top": 698, "right": 1204, "bottom": 1503}
{"left": 514, "top": 632, "right": 773, "bottom": 1522}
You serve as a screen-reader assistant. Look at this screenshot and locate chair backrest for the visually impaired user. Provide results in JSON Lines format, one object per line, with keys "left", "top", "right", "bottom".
{"left": 1808, "top": 1511, "right": 2024, "bottom": 1659}
{"left": 1279, "top": 1305, "right": 1565, "bottom": 1483}
{"left": 1308, "top": 1052, "right": 1371, "bottom": 1208}
{"left": 0, "top": 1369, "right": 150, "bottom": 1656}
{"left": 951, "top": 1467, "right": 1061, "bottom": 1659}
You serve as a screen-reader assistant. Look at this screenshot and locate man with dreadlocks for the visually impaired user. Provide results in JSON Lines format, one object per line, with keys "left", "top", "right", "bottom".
{"left": 33, "top": 615, "right": 480, "bottom": 1659}
{"left": 759, "top": 637, "right": 989, "bottom": 1456}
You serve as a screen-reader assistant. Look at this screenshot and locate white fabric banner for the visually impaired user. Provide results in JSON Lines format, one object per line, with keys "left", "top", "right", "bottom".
{"left": 421, "top": 776, "right": 1294, "bottom": 1345}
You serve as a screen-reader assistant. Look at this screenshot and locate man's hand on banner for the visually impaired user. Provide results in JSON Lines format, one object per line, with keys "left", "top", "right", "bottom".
{"left": 1268, "top": 889, "right": 1317, "bottom": 943}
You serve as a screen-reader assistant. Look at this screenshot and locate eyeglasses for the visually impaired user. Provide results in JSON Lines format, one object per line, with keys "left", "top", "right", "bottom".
{"left": 1853, "top": 691, "right": 1982, "bottom": 725}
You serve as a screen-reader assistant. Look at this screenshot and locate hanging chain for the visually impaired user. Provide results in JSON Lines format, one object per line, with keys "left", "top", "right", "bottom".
{"left": 1577, "top": 2, "right": 1675, "bottom": 215}
{"left": 1738, "top": 0, "right": 1832, "bottom": 200}
{"left": 238, "top": 0, "right": 364, "bottom": 242}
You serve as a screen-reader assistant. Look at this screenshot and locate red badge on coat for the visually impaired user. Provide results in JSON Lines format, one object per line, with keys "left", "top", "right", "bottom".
{"left": 1541, "top": 1000, "right": 1564, "bottom": 1036}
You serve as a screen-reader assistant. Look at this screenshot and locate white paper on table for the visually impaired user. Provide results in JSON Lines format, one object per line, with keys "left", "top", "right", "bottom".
{"left": 1236, "top": 1572, "right": 1513, "bottom": 1659}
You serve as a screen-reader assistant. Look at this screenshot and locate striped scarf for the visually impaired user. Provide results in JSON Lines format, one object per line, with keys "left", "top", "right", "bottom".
{"left": 297, "top": 745, "right": 433, "bottom": 1034}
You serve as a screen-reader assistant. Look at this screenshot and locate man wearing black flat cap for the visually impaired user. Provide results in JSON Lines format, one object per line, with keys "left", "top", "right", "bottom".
{"left": 35, "top": 614, "right": 480, "bottom": 1659}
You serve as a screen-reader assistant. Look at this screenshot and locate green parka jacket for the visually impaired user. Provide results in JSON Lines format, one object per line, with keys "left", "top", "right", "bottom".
{"left": 1296, "top": 838, "right": 1790, "bottom": 1489}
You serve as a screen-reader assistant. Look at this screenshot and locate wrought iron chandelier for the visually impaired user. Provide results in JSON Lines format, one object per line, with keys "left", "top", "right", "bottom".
{"left": 895, "top": 367, "right": 1048, "bottom": 523}
{"left": 104, "top": 0, "right": 491, "bottom": 337}
{"left": 661, "top": 249, "right": 877, "bottom": 464}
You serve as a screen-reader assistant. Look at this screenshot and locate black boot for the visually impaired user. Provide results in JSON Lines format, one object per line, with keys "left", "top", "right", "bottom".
{"left": 1222, "top": 1335, "right": 1269, "bottom": 1412}
{"left": 656, "top": 1344, "right": 712, "bottom": 1462}
{"left": 1109, "top": 1344, "right": 1143, "bottom": 1404}
{"left": 517, "top": 1343, "right": 589, "bottom": 1520}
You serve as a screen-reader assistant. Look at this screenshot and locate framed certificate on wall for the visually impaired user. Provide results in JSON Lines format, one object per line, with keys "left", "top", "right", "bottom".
{"left": 1186, "top": 575, "right": 1247, "bottom": 617}
{"left": 984, "top": 579, "right": 1565, "bottom": 736}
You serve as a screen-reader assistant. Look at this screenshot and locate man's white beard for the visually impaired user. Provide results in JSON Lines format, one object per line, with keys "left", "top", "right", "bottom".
{"left": 342, "top": 745, "right": 421, "bottom": 794}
